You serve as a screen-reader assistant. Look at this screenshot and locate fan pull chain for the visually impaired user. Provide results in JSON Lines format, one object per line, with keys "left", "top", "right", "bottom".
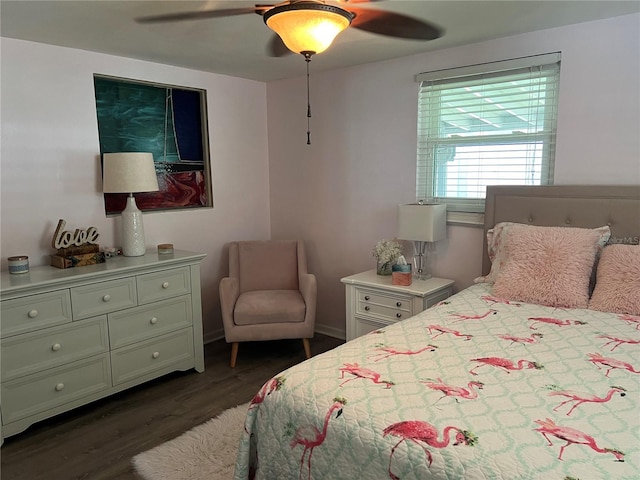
{"left": 305, "top": 53, "right": 312, "bottom": 145}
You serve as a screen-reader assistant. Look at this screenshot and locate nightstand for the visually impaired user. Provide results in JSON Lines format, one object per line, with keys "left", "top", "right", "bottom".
{"left": 341, "top": 270, "right": 454, "bottom": 341}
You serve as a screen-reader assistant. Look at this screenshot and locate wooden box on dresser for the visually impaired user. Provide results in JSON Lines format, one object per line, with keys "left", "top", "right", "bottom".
{"left": 341, "top": 270, "right": 454, "bottom": 341}
{"left": 0, "top": 250, "right": 206, "bottom": 444}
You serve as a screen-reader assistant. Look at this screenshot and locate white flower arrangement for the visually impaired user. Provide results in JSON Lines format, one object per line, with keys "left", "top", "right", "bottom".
{"left": 372, "top": 239, "right": 403, "bottom": 264}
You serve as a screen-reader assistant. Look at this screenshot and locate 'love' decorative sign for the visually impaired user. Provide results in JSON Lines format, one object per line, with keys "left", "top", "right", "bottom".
{"left": 51, "top": 219, "right": 101, "bottom": 249}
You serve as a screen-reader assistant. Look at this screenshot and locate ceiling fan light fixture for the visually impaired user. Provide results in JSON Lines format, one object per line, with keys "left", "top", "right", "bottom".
{"left": 264, "top": 3, "right": 353, "bottom": 55}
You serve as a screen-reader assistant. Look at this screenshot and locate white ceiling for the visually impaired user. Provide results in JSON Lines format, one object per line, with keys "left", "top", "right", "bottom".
{"left": 2, "top": 1, "right": 639, "bottom": 82}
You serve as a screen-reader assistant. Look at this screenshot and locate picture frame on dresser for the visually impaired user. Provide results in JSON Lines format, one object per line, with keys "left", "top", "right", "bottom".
{"left": 0, "top": 250, "right": 206, "bottom": 444}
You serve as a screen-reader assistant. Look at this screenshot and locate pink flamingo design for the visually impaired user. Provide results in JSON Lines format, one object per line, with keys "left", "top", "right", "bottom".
{"left": 587, "top": 353, "right": 640, "bottom": 377}
{"left": 618, "top": 313, "right": 640, "bottom": 330}
{"left": 249, "top": 375, "right": 285, "bottom": 409}
{"left": 534, "top": 418, "right": 625, "bottom": 461}
{"left": 426, "top": 324, "right": 473, "bottom": 341}
{"left": 383, "top": 421, "right": 477, "bottom": 479}
{"left": 528, "top": 317, "right": 587, "bottom": 330}
{"left": 450, "top": 309, "right": 497, "bottom": 322}
{"left": 290, "top": 397, "right": 347, "bottom": 480}
{"left": 498, "top": 332, "right": 543, "bottom": 346}
{"left": 598, "top": 334, "right": 640, "bottom": 351}
{"left": 469, "top": 356, "right": 543, "bottom": 376}
{"left": 547, "top": 385, "right": 627, "bottom": 416}
{"left": 339, "top": 363, "right": 394, "bottom": 389}
{"left": 368, "top": 343, "right": 438, "bottom": 362}
{"left": 421, "top": 378, "right": 484, "bottom": 403}
{"left": 482, "top": 295, "right": 522, "bottom": 307}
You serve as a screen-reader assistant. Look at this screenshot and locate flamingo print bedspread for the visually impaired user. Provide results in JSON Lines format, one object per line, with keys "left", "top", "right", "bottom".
{"left": 234, "top": 284, "right": 640, "bottom": 480}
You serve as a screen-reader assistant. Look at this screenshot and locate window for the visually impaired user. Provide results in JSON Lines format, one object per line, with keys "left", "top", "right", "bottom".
{"left": 416, "top": 53, "right": 561, "bottom": 212}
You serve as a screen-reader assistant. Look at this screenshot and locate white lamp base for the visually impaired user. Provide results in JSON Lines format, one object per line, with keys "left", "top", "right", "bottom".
{"left": 121, "top": 195, "right": 147, "bottom": 256}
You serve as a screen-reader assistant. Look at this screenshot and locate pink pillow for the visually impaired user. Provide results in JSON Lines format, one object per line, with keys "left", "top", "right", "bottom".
{"left": 475, "top": 223, "right": 610, "bottom": 285}
{"left": 589, "top": 245, "right": 640, "bottom": 315}
{"left": 492, "top": 225, "right": 603, "bottom": 308}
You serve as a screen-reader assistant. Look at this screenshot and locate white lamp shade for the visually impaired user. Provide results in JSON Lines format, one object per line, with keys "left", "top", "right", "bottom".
{"left": 102, "top": 152, "right": 159, "bottom": 193}
{"left": 397, "top": 204, "right": 447, "bottom": 242}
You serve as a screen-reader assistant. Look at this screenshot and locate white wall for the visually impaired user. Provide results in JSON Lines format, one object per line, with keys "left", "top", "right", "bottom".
{"left": 2, "top": 14, "right": 639, "bottom": 342}
{"left": 267, "top": 14, "right": 640, "bottom": 338}
{"left": 0, "top": 39, "right": 271, "bottom": 341}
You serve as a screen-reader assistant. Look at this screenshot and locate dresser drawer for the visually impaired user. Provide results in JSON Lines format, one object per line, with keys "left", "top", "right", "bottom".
{"left": 1, "top": 290, "right": 72, "bottom": 338}
{"left": 1, "top": 354, "right": 111, "bottom": 424}
{"left": 1, "top": 316, "right": 109, "bottom": 382}
{"left": 111, "top": 328, "right": 194, "bottom": 386}
{"left": 137, "top": 267, "right": 191, "bottom": 305}
{"left": 108, "top": 295, "right": 193, "bottom": 349}
{"left": 70, "top": 278, "right": 137, "bottom": 320}
{"left": 356, "top": 288, "right": 413, "bottom": 321}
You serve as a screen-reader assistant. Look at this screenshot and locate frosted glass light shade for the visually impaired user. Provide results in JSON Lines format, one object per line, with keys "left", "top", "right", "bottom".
{"left": 397, "top": 204, "right": 447, "bottom": 242}
{"left": 102, "top": 152, "right": 159, "bottom": 193}
{"left": 264, "top": 3, "right": 352, "bottom": 55}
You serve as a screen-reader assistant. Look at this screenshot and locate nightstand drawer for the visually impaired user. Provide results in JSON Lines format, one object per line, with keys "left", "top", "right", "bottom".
{"left": 357, "top": 288, "right": 412, "bottom": 321}
{"left": 108, "top": 295, "right": 193, "bottom": 349}
{"left": 110, "top": 328, "right": 194, "bottom": 386}
{"left": 1, "top": 290, "right": 72, "bottom": 338}
{"left": 71, "top": 278, "right": 137, "bottom": 320}
{"left": 1, "top": 316, "right": 109, "bottom": 381}
{"left": 137, "top": 267, "right": 191, "bottom": 305}
{"left": 1, "top": 354, "right": 111, "bottom": 423}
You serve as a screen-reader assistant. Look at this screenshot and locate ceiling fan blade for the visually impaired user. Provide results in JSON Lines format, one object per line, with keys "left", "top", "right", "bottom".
{"left": 267, "top": 34, "right": 293, "bottom": 57}
{"left": 136, "top": 6, "right": 264, "bottom": 24}
{"left": 349, "top": 7, "right": 443, "bottom": 40}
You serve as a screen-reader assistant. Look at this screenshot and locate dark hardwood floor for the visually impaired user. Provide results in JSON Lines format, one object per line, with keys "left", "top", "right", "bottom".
{"left": 0, "top": 334, "right": 344, "bottom": 480}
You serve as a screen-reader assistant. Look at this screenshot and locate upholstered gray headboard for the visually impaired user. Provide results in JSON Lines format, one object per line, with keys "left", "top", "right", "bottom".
{"left": 482, "top": 185, "right": 640, "bottom": 275}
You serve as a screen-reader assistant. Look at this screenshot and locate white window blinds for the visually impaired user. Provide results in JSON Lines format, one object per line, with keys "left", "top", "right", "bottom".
{"left": 415, "top": 53, "right": 561, "bottom": 212}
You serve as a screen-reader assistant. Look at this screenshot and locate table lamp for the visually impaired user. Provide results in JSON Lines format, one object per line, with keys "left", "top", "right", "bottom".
{"left": 397, "top": 202, "right": 447, "bottom": 280}
{"left": 102, "top": 152, "right": 159, "bottom": 256}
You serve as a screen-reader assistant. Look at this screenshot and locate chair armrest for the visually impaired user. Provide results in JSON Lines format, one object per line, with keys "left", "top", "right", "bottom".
{"left": 219, "top": 277, "right": 240, "bottom": 330}
{"left": 299, "top": 273, "right": 317, "bottom": 324}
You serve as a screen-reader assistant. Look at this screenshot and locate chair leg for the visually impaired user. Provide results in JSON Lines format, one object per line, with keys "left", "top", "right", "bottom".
{"left": 302, "top": 338, "right": 311, "bottom": 359}
{"left": 230, "top": 342, "right": 239, "bottom": 368}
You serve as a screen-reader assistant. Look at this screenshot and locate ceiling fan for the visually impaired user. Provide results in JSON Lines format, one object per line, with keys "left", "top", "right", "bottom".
{"left": 137, "top": 1, "right": 443, "bottom": 145}
{"left": 136, "top": 0, "right": 443, "bottom": 58}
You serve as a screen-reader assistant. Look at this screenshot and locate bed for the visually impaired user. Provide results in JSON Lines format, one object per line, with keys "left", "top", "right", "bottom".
{"left": 234, "top": 185, "right": 640, "bottom": 480}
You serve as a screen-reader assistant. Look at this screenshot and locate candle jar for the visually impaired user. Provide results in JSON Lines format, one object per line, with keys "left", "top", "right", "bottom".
{"left": 8, "top": 256, "right": 29, "bottom": 274}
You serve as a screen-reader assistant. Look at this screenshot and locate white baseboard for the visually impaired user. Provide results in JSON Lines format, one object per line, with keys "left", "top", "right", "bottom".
{"left": 314, "top": 324, "right": 346, "bottom": 341}
{"left": 204, "top": 325, "right": 345, "bottom": 344}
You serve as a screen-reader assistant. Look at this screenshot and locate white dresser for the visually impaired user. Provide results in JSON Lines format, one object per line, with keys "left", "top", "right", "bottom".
{"left": 0, "top": 250, "right": 206, "bottom": 442}
{"left": 341, "top": 270, "right": 454, "bottom": 341}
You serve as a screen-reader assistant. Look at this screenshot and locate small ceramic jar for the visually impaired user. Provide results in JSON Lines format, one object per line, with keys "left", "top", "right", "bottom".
{"left": 8, "top": 255, "right": 29, "bottom": 274}
{"left": 157, "top": 244, "right": 174, "bottom": 255}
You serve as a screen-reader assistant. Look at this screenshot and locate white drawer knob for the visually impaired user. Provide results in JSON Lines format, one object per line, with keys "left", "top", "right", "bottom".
{"left": 162, "top": 282, "right": 170, "bottom": 289}
{"left": 28, "top": 309, "right": 39, "bottom": 318}
{"left": 102, "top": 294, "right": 111, "bottom": 302}
{"left": 150, "top": 317, "right": 158, "bottom": 325}
{"left": 152, "top": 351, "right": 160, "bottom": 359}
{"left": 52, "top": 343, "right": 62, "bottom": 351}
{"left": 55, "top": 383, "right": 65, "bottom": 392}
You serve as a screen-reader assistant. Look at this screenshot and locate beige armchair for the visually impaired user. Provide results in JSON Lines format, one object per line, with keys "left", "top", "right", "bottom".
{"left": 219, "top": 240, "right": 317, "bottom": 367}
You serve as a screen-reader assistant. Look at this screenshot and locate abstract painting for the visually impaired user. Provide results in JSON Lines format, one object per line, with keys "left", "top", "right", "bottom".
{"left": 94, "top": 75, "right": 212, "bottom": 214}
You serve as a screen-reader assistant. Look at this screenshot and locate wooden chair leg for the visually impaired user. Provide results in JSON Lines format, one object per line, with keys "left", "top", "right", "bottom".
{"left": 230, "top": 342, "right": 239, "bottom": 368}
{"left": 302, "top": 338, "right": 311, "bottom": 359}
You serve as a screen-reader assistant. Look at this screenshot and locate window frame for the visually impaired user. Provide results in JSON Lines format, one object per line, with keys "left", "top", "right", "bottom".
{"left": 415, "top": 53, "right": 561, "bottom": 213}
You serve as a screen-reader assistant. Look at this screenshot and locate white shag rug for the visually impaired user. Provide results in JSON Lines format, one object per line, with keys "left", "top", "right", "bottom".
{"left": 132, "top": 402, "right": 249, "bottom": 480}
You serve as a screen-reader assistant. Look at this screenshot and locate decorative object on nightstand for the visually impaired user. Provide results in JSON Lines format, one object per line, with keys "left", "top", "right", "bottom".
{"left": 341, "top": 270, "right": 454, "bottom": 341}
{"left": 397, "top": 202, "right": 447, "bottom": 280}
{"left": 392, "top": 256, "right": 412, "bottom": 286}
{"left": 102, "top": 152, "right": 159, "bottom": 257}
{"left": 372, "top": 239, "right": 403, "bottom": 276}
